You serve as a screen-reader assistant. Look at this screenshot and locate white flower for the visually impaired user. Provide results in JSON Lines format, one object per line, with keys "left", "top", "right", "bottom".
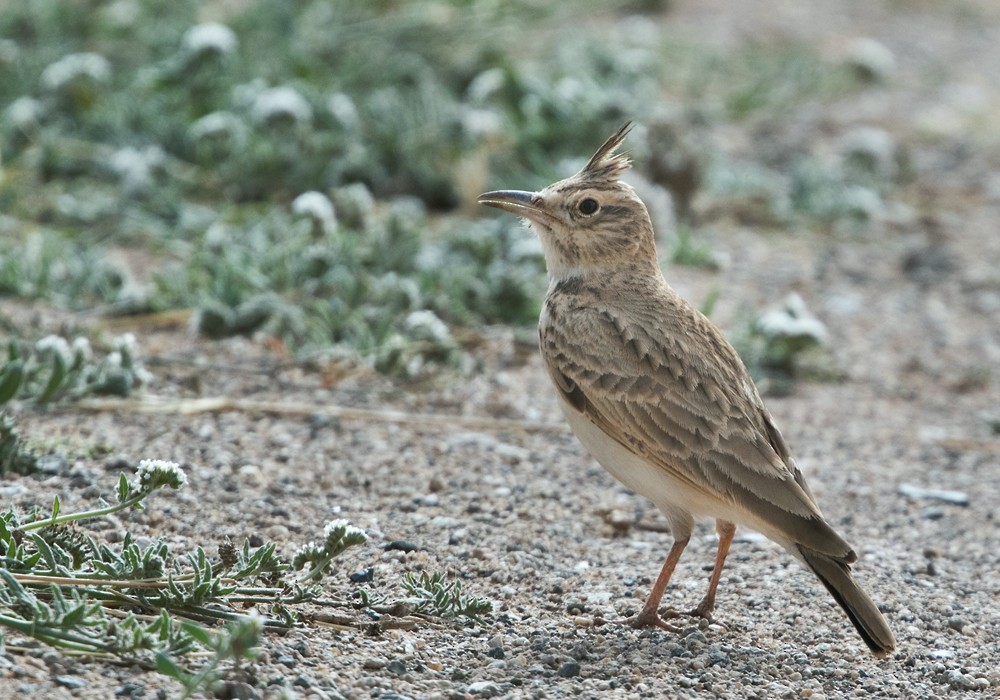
{"left": 461, "top": 108, "right": 502, "bottom": 139}
{"left": 250, "top": 86, "right": 312, "bottom": 126}
{"left": 71, "top": 337, "right": 93, "bottom": 363}
{"left": 134, "top": 459, "right": 188, "bottom": 491}
{"left": 845, "top": 38, "right": 896, "bottom": 83}
{"left": 189, "top": 111, "right": 247, "bottom": 146}
{"left": 106, "top": 350, "right": 123, "bottom": 369}
{"left": 6, "top": 96, "right": 44, "bottom": 131}
{"left": 326, "top": 92, "right": 359, "bottom": 129}
{"left": 291, "top": 541, "right": 325, "bottom": 569}
{"left": 41, "top": 53, "right": 111, "bottom": 92}
{"left": 35, "top": 335, "right": 73, "bottom": 366}
{"left": 113, "top": 332, "right": 138, "bottom": 356}
{"left": 466, "top": 67, "right": 505, "bottom": 103}
{"left": 323, "top": 518, "right": 367, "bottom": 545}
{"left": 840, "top": 127, "right": 897, "bottom": 180}
{"left": 756, "top": 294, "right": 828, "bottom": 344}
{"left": 404, "top": 310, "right": 452, "bottom": 346}
{"left": 181, "top": 22, "right": 238, "bottom": 58}
{"left": 110, "top": 146, "right": 165, "bottom": 196}
{"left": 292, "top": 191, "right": 337, "bottom": 230}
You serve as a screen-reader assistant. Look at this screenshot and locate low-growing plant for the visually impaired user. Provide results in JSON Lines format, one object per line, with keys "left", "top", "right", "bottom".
{"left": 0, "top": 459, "right": 493, "bottom": 694}
{"left": 731, "top": 293, "right": 830, "bottom": 394}
{"left": 670, "top": 225, "right": 719, "bottom": 269}
{"left": 0, "top": 332, "right": 153, "bottom": 475}
{"left": 401, "top": 571, "right": 494, "bottom": 621}
{"left": 0, "top": 333, "right": 152, "bottom": 407}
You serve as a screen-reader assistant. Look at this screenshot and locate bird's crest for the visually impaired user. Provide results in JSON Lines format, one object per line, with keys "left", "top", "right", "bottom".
{"left": 581, "top": 121, "right": 633, "bottom": 181}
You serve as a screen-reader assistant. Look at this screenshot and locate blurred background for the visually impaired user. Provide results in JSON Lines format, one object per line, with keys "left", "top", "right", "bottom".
{"left": 2, "top": 3, "right": 1000, "bottom": 691}
{"left": 1, "top": 0, "right": 998, "bottom": 380}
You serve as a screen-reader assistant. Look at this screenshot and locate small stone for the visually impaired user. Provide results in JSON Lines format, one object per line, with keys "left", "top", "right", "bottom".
{"left": 362, "top": 656, "right": 387, "bottom": 670}
{"left": 349, "top": 567, "right": 375, "bottom": 583}
{"left": 946, "top": 617, "right": 965, "bottom": 633}
{"left": 844, "top": 38, "right": 896, "bottom": 83}
{"left": 36, "top": 454, "right": 68, "bottom": 475}
{"left": 384, "top": 540, "right": 419, "bottom": 553}
{"left": 55, "top": 676, "right": 87, "bottom": 689}
{"left": 266, "top": 524, "right": 289, "bottom": 538}
{"left": 603, "top": 508, "right": 635, "bottom": 532}
{"left": 386, "top": 659, "right": 407, "bottom": 676}
{"left": 898, "top": 483, "right": 970, "bottom": 506}
{"left": 276, "top": 655, "right": 296, "bottom": 668}
{"left": 557, "top": 661, "right": 582, "bottom": 678}
{"left": 944, "top": 669, "right": 979, "bottom": 691}
{"left": 467, "top": 681, "right": 502, "bottom": 697}
{"left": 213, "top": 681, "right": 260, "bottom": 700}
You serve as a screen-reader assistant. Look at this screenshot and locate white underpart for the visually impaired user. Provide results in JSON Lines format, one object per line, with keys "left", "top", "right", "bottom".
{"left": 559, "top": 396, "right": 798, "bottom": 557}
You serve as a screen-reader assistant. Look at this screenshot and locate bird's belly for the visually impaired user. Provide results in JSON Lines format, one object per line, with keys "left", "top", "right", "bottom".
{"left": 559, "top": 400, "right": 751, "bottom": 530}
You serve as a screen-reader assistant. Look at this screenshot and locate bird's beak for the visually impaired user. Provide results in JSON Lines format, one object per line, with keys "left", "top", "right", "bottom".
{"left": 477, "top": 190, "right": 546, "bottom": 220}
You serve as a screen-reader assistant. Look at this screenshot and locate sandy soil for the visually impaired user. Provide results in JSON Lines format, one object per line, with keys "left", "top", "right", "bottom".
{"left": 3, "top": 0, "right": 1000, "bottom": 698}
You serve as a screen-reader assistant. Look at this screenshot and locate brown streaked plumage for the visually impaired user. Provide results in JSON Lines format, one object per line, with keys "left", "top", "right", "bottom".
{"left": 477, "top": 122, "right": 895, "bottom": 657}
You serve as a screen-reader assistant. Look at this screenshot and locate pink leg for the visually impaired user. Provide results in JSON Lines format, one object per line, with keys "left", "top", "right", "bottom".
{"left": 690, "top": 520, "right": 736, "bottom": 621}
{"left": 624, "top": 536, "right": 690, "bottom": 631}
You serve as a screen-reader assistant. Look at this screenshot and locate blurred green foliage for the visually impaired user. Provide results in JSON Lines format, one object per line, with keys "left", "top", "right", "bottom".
{"left": 0, "top": 0, "right": 878, "bottom": 372}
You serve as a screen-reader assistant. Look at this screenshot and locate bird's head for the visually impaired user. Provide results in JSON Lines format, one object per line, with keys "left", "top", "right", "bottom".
{"left": 478, "top": 122, "right": 658, "bottom": 279}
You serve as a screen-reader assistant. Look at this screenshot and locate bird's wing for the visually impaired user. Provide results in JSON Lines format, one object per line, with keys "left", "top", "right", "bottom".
{"left": 541, "top": 298, "right": 851, "bottom": 557}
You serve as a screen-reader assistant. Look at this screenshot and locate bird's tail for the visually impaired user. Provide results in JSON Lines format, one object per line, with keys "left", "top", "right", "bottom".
{"left": 797, "top": 545, "right": 896, "bottom": 658}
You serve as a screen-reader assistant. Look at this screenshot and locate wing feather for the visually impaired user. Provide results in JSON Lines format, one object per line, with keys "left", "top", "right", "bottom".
{"left": 541, "top": 294, "right": 851, "bottom": 556}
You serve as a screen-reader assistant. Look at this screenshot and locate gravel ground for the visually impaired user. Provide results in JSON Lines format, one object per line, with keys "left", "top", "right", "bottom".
{"left": 3, "top": 0, "right": 1000, "bottom": 698}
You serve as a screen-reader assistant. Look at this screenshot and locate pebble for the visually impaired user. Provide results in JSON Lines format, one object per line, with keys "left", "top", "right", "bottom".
{"left": 430, "top": 516, "right": 460, "bottom": 528}
{"left": 466, "top": 680, "right": 502, "bottom": 697}
{"left": 844, "top": 37, "right": 896, "bottom": 82}
{"left": 349, "top": 567, "right": 375, "bottom": 583}
{"left": 386, "top": 659, "right": 407, "bottom": 676}
{"left": 213, "top": 681, "right": 260, "bottom": 699}
{"left": 54, "top": 675, "right": 87, "bottom": 689}
{"left": 362, "top": 656, "right": 387, "bottom": 670}
{"left": 384, "top": 540, "right": 419, "bottom": 553}
{"left": 897, "top": 483, "right": 970, "bottom": 506}
{"left": 266, "top": 524, "right": 289, "bottom": 538}
{"left": 558, "top": 661, "right": 582, "bottom": 678}
{"left": 944, "top": 669, "right": 988, "bottom": 691}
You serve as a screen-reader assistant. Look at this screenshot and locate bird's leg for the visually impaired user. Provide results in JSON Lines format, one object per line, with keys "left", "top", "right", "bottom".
{"left": 619, "top": 536, "right": 690, "bottom": 632}
{"left": 688, "top": 520, "right": 736, "bottom": 622}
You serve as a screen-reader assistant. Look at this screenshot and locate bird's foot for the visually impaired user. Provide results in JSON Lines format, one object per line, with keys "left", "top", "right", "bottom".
{"left": 660, "top": 603, "right": 717, "bottom": 624}
{"left": 599, "top": 608, "right": 683, "bottom": 633}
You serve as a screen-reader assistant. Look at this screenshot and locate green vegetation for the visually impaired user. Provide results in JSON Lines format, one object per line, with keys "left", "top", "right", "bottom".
{"left": 0, "top": 1, "right": 905, "bottom": 692}
{"left": 0, "top": 0, "right": 887, "bottom": 374}
{"left": 0, "top": 460, "right": 492, "bottom": 696}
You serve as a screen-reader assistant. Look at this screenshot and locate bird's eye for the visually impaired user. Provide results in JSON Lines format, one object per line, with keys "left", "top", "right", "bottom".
{"left": 578, "top": 198, "right": 600, "bottom": 216}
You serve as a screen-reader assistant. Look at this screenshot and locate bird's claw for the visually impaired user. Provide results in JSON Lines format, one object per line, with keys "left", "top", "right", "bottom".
{"left": 598, "top": 609, "right": 683, "bottom": 633}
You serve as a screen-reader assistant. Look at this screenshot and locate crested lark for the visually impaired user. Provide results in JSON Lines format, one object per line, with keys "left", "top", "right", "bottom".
{"left": 478, "top": 123, "right": 895, "bottom": 657}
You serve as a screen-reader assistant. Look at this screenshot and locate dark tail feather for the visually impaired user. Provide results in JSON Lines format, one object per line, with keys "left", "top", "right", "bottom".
{"left": 797, "top": 546, "right": 896, "bottom": 658}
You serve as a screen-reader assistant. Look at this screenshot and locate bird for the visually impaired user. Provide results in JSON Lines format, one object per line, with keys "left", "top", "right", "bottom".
{"left": 477, "top": 122, "right": 896, "bottom": 658}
